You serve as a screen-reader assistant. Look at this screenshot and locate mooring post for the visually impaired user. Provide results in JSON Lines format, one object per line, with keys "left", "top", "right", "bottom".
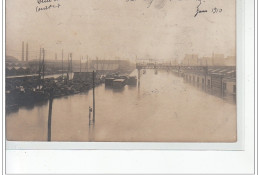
{"left": 89, "top": 106, "right": 92, "bottom": 126}
{"left": 47, "top": 89, "right": 53, "bottom": 141}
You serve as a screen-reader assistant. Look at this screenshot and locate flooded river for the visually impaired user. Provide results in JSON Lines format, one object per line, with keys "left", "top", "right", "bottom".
{"left": 6, "top": 70, "right": 237, "bottom": 142}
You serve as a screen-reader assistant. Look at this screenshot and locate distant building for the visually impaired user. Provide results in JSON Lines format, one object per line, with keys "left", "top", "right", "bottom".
{"left": 182, "top": 66, "right": 236, "bottom": 102}
{"left": 224, "top": 56, "right": 236, "bottom": 66}
{"left": 73, "top": 72, "right": 96, "bottom": 82}
{"left": 212, "top": 53, "right": 225, "bottom": 66}
{"left": 181, "top": 54, "right": 235, "bottom": 66}
{"left": 6, "top": 66, "right": 30, "bottom": 76}
{"left": 200, "top": 57, "right": 213, "bottom": 66}
{"left": 222, "top": 77, "right": 236, "bottom": 103}
{"left": 182, "top": 54, "right": 199, "bottom": 66}
{"left": 6, "top": 55, "right": 18, "bottom": 62}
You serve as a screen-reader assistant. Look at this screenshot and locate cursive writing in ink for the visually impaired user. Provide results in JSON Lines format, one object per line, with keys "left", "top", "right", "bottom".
{"left": 36, "top": 3, "right": 61, "bottom": 12}
{"left": 194, "top": 0, "right": 207, "bottom": 17}
{"left": 147, "top": 0, "right": 155, "bottom": 8}
{"left": 37, "top": 0, "right": 52, "bottom": 5}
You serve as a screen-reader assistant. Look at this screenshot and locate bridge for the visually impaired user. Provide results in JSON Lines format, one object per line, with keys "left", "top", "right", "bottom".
{"left": 135, "top": 61, "right": 236, "bottom": 86}
{"left": 136, "top": 63, "right": 208, "bottom": 71}
{"left": 136, "top": 61, "right": 235, "bottom": 72}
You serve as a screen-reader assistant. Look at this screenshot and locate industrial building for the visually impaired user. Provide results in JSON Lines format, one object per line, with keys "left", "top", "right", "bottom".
{"left": 183, "top": 66, "right": 236, "bottom": 103}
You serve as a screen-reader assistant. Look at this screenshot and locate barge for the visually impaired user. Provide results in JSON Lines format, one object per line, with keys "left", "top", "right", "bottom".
{"left": 113, "top": 79, "right": 126, "bottom": 88}
{"left": 127, "top": 76, "right": 137, "bottom": 86}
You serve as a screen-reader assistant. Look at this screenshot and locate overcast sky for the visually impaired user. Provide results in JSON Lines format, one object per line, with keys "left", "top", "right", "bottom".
{"left": 6, "top": 0, "right": 236, "bottom": 61}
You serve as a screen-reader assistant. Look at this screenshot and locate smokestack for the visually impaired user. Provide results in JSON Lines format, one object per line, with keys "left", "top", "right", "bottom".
{"left": 26, "top": 43, "right": 28, "bottom": 61}
{"left": 22, "top": 42, "right": 24, "bottom": 61}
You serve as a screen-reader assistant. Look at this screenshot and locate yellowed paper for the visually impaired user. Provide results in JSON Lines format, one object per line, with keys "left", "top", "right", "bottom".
{"left": 6, "top": 0, "right": 236, "bottom": 142}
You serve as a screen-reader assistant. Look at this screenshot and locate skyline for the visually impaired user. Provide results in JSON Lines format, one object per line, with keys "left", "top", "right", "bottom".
{"left": 6, "top": 49, "right": 236, "bottom": 63}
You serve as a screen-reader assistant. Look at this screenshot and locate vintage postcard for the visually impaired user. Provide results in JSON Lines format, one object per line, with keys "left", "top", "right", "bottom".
{"left": 5, "top": 0, "right": 237, "bottom": 142}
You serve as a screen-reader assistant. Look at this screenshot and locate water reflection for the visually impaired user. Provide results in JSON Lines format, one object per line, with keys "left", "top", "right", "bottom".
{"left": 6, "top": 69, "right": 237, "bottom": 142}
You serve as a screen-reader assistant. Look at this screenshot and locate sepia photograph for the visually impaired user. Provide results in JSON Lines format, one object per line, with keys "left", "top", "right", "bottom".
{"left": 5, "top": 0, "right": 237, "bottom": 142}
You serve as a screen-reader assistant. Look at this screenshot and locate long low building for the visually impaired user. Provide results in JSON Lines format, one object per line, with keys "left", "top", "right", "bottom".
{"left": 182, "top": 66, "right": 236, "bottom": 103}
{"left": 73, "top": 72, "right": 97, "bottom": 82}
{"left": 6, "top": 66, "right": 31, "bottom": 76}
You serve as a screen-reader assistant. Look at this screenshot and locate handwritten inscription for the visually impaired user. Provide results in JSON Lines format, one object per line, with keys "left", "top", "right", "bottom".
{"left": 36, "top": 0, "right": 61, "bottom": 12}
{"left": 212, "top": 7, "right": 223, "bottom": 14}
{"left": 194, "top": 0, "right": 207, "bottom": 17}
{"left": 126, "top": 0, "right": 223, "bottom": 17}
{"left": 37, "top": 0, "right": 52, "bottom": 4}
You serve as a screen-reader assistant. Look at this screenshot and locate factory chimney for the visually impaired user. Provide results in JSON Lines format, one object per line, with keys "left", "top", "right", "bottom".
{"left": 22, "top": 41, "right": 24, "bottom": 61}
{"left": 26, "top": 43, "right": 28, "bottom": 62}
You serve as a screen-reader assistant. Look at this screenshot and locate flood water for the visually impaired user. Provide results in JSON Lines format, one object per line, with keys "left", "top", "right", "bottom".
{"left": 6, "top": 70, "right": 237, "bottom": 142}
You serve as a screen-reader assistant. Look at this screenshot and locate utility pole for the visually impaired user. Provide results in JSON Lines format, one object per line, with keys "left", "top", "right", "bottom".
{"left": 47, "top": 88, "right": 53, "bottom": 141}
{"left": 89, "top": 107, "right": 92, "bottom": 127}
{"left": 70, "top": 53, "right": 73, "bottom": 73}
{"left": 67, "top": 53, "right": 70, "bottom": 82}
{"left": 38, "top": 48, "right": 42, "bottom": 89}
{"left": 42, "top": 48, "right": 45, "bottom": 87}
{"left": 137, "top": 68, "right": 141, "bottom": 87}
{"left": 96, "top": 57, "right": 98, "bottom": 72}
{"left": 62, "top": 49, "right": 63, "bottom": 80}
{"left": 88, "top": 106, "right": 95, "bottom": 142}
{"left": 92, "top": 71, "right": 95, "bottom": 124}
{"left": 86, "top": 55, "right": 89, "bottom": 72}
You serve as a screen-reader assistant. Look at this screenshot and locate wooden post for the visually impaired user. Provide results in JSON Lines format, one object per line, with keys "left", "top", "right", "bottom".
{"left": 47, "top": 89, "right": 53, "bottom": 141}
{"left": 89, "top": 107, "right": 92, "bottom": 126}
{"left": 137, "top": 69, "right": 141, "bottom": 87}
{"left": 204, "top": 66, "right": 208, "bottom": 91}
{"left": 38, "top": 48, "right": 42, "bottom": 89}
{"left": 42, "top": 48, "right": 45, "bottom": 89}
{"left": 86, "top": 55, "right": 88, "bottom": 72}
{"left": 92, "top": 71, "right": 95, "bottom": 124}
{"left": 96, "top": 57, "right": 98, "bottom": 71}
{"left": 62, "top": 49, "right": 63, "bottom": 81}
{"left": 67, "top": 53, "right": 70, "bottom": 82}
{"left": 70, "top": 53, "right": 73, "bottom": 73}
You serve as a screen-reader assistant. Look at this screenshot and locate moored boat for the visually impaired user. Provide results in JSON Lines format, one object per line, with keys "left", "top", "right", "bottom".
{"left": 127, "top": 76, "right": 137, "bottom": 86}
{"left": 113, "top": 79, "right": 126, "bottom": 89}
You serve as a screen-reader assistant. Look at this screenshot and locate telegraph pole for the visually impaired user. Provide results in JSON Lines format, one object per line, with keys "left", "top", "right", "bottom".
{"left": 86, "top": 55, "right": 89, "bottom": 72}
{"left": 38, "top": 48, "right": 42, "bottom": 89}
{"left": 70, "top": 53, "right": 73, "bottom": 73}
{"left": 67, "top": 53, "right": 70, "bottom": 82}
{"left": 92, "top": 71, "right": 95, "bottom": 124}
{"left": 96, "top": 57, "right": 98, "bottom": 71}
{"left": 62, "top": 49, "right": 64, "bottom": 80}
{"left": 88, "top": 106, "right": 95, "bottom": 141}
{"left": 47, "top": 88, "right": 53, "bottom": 141}
{"left": 42, "top": 48, "right": 45, "bottom": 88}
{"left": 137, "top": 68, "right": 141, "bottom": 87}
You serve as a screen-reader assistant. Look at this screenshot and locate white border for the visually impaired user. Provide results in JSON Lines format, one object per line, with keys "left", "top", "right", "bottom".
{"left": 4, "top": 0, "right": 256, "bottom": 173}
